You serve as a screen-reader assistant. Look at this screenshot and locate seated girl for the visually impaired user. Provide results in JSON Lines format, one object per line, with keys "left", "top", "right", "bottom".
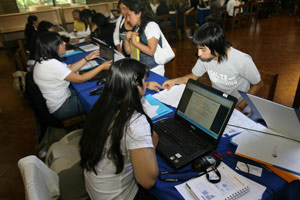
{"left": 33, "top": 31, "right": 111, "bottom": 121}
{"left": 124, "top": 0, "right": 166, "bottom": 76}
{"left": 80, "top": 58, "right": 159, "bottom": 199}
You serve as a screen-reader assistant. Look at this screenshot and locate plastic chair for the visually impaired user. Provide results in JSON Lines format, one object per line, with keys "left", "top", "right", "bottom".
{"left": 46, "top": 129, "right": 89, "bottom": 200}
{"left": 18, "top": 155, "right": 60, "bottom": 200}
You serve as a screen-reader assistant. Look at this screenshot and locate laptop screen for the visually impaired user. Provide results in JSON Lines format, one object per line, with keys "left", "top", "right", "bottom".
{"left": 177, "top": 80, "right": 236, "bottom": 140}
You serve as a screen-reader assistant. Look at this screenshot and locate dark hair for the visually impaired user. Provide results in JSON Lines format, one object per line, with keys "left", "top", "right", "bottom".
{"left": 80, "top": 9, "right": 95, "bottom": 31}
{"left": 25, "top": 15, "right": 38, "bottom": 39}
{"left": 92, "top": 12, "right": 109, "bottom": 29}
{"left": 37, "top": 21, "right": 54, "bottom": 33}
{"left": 34, "top": 31, "right": 64, "bottom": 62}
{"left": 72, "top": 9, "right": 80, "bottom": 14}
{"left": 26, "top": 15, "right": 38, "bottom": 26}
{"left": 80, "top": 58, "right": 152, "bottom": 174}
{"left": 124, "top": 0, "right": 155, "bottom": 35}
{"left": 117, "top": 0, "right": 127, "bottom": 9}
{"left": 193, "top": 22, "right": 231, "bottom": 62}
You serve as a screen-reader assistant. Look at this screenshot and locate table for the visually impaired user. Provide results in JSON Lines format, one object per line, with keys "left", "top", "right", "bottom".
{"left": 64, "top": 50, "right": 300, "bottom": 200}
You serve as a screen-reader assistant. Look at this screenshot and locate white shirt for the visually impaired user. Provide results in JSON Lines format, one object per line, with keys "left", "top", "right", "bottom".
{"left": 84, "top": 113, "right": 154, "bottom": 200}
{"left": 33, "top": 59, "right": 72, "bottom": 113}
{"left": 226, "top": 0, "right": 241, "bottom": 16}
{"left": 113, "top": 16, "right": 125, "bottom": 47}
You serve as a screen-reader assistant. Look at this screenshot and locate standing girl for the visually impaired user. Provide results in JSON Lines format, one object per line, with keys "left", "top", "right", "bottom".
{"left": 124, "top": 0, "right": 166, "bottom": 76}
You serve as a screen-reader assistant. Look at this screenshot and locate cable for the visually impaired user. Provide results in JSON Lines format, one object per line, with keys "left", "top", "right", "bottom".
{"left": 227, "top": 124, "right": 300, "bottom": 143}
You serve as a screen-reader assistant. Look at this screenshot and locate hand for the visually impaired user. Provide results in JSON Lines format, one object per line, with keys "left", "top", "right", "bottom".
{"left": 131, "top": 32, "right": 139, "bottom": 46}
{"left": 162, "top": 79, "right": 177, "bottom": 90}
{"left": 99, "top": 60, "right": 112, "bottom": 70}
{"left": 152, "top": 131, "right": 159, "bottom": 148}
{"left": 146, "top": 81, "right": 162, "bottom": 92}
{"left": 126, "top": 31, "right": 133, "bottom": 41}
{"left": 70, "top": 38, "right": 79, "bottom": 44}
{"left": 86, "top": 49, "right": 100, "bottom": 61}
{"left": 85, "top": 37, "right": 91, "bottom": 42}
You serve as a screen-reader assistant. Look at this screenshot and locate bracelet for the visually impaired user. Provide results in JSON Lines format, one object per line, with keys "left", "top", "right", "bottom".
{"left": 84, "top": 57, "right": 88, "bottom": 62}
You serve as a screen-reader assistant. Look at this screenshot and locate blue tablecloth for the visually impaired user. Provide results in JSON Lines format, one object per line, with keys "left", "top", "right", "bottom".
{"left": 66, "top": 53, "right": 300, "bottom": 200}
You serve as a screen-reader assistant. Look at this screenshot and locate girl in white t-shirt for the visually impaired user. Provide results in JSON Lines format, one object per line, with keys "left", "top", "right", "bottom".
{"left": 113, "top": 0, "right": 134, "bottom": 56}
{"left": 80, "top": 58, "right": 159, "bottom": 200}
{"left": 33, "top": 31, "right": 111, "bottom": 121}
{"left": 124, "top": 0, "right": 166, "bottom": 76}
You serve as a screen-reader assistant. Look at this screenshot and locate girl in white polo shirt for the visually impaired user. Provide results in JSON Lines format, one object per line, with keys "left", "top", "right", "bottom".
{"left": 80, "top": 58, "right": 159, "bottom": 200}
{"left": 33, "top": 31, "right": 111, "bottom": 121}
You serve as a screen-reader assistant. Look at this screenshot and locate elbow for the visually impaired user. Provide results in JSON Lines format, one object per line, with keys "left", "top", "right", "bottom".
{"left": 138, "top": 173, "right": 158, "bottom": 189}
{"left": 136, "top": 168, "right": 158, "bottom": 189}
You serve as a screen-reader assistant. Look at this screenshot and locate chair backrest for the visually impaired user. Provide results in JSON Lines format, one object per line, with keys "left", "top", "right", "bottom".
{"left": 166, "top": 14, "right": 178, "bottom": 40}
{"left": 25, "top": 71, "right": 63, "bottom": 142}
{"left": 184, "top": 7, "right": 197, "bottom": 38}
{"left": 46, "top": 129, "right": 89, "bottom": 200}
{"left": 18, "top": 155, "right": 60, "bottom": 200}
{"left": 257, "top": 71, "right": 278, "bottom": 101}
{"left": 215, "top": 6, "right": 227, "bottom": 30}
{"left": 292, "top": 77, "right": 300, "bottom": 109}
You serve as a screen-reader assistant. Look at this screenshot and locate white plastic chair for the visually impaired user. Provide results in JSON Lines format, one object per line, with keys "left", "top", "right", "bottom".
{"left": 18, "top": 155, "right": 60, "bottom": 200}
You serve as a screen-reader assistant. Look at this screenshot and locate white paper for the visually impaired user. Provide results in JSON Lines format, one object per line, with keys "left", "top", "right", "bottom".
{"left": 236, "top": 161, "right": 263, "bottom": 177}
{"left": 80, "top": 60, "right": 99, "bottom": 71}
{"left": 175, "top": 183, "right": 195, "bottom": 200}
{"left": 80, "top": 44, "right": 99, "bottom": 52}
{"left": 141, "top": 97, "right": 159, "bottom": 119}
{"left": 235, "top": 129, "right": 300, "bottom": 175}
{"left": 152, "top": 84, "right": 186, "bottom": 108}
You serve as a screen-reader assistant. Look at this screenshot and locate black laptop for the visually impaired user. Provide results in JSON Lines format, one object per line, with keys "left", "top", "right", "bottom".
{"left": 154, "top": 79, "right": 237, "bottom": 169}
{"left": 80, "top": 39, "right": 114, "bottom": 81}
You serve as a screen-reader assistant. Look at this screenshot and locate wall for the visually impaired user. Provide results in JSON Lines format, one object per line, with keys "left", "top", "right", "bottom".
{"left": 0, "top": 0, "right": 19, "bottom": 14}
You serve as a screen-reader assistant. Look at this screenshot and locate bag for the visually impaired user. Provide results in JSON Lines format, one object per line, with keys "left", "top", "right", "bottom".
{"left": 154, "top": 31, "right": 175, "bottom": 65}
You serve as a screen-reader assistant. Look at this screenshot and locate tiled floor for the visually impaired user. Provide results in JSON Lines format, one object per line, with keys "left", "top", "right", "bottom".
{"left": 0, "top": 13, "right": 299, "bottom": 199}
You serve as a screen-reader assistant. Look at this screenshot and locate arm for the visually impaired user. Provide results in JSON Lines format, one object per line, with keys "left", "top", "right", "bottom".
{"left": 115, "top": 44, "right": 124, "bottom": 55}
{"left": 162, "top": 73, "right": 199, "bottom": 90}
{"left": 124, "top": 31, "right": 132, "bottom": 55}
{"left": 132, "top": 34, "right": 158, "bottom": 56}
{"left": 65, "top": 61, "right": 111, "bottom": 83}
{"left": 146, "top": 81, "right": 162, "bottom": 91}
{"left": 68, "top": 50, "right": 99, "bottom": 72}
{"left": 236, "top": 80, "right": 264, "bottom": 111}
{"left": 130, "top": 147, "right": 158, "bottom": 189}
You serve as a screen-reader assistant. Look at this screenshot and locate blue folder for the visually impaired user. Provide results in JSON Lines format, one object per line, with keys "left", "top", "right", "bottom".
{"left": 144, "top": 94, "right": 173, "bottom": 120}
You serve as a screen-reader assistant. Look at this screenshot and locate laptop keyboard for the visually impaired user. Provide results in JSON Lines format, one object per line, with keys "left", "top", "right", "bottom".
{"left": 155, "top": 119, "right": 211, "bottom": 155}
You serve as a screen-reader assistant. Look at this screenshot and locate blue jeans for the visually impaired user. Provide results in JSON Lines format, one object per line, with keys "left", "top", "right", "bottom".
{"left": 52, "top": 89, "right": 85, "bottom": 121}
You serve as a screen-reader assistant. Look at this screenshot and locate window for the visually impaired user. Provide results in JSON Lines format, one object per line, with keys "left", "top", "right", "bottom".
{"left": 16, "top": 0, "right": 79, "bottom": 12}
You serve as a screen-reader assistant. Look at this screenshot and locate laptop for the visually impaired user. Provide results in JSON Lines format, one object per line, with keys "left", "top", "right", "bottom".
{"left": 154, "top": 79, "right": 237, "bottom": 169}
{"left": 239, "top": 91, "right": 300, "bottom": 141}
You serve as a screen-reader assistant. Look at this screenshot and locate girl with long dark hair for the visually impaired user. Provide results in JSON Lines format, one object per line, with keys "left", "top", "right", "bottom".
{"left": 33, "top": 32, "right": 111, "bottom": 121}
{"left": 80, "top": 58, "right": 159, "bottom": 199}
{"left": 24, "top": 15, "right": 39, "bottom": 50}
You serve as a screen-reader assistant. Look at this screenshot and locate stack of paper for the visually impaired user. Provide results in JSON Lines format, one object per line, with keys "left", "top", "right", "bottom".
{"left": 152, "top": 84, "right": 186, "bottom": 108}
{"left": 142, "top": 94, "right": 173, "bottom": 120}
{"left": 79, "top": 44, "right": 99, "bottom": 52}
{"left": 228, "top": 110, "right": 300, "bottom": 182}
